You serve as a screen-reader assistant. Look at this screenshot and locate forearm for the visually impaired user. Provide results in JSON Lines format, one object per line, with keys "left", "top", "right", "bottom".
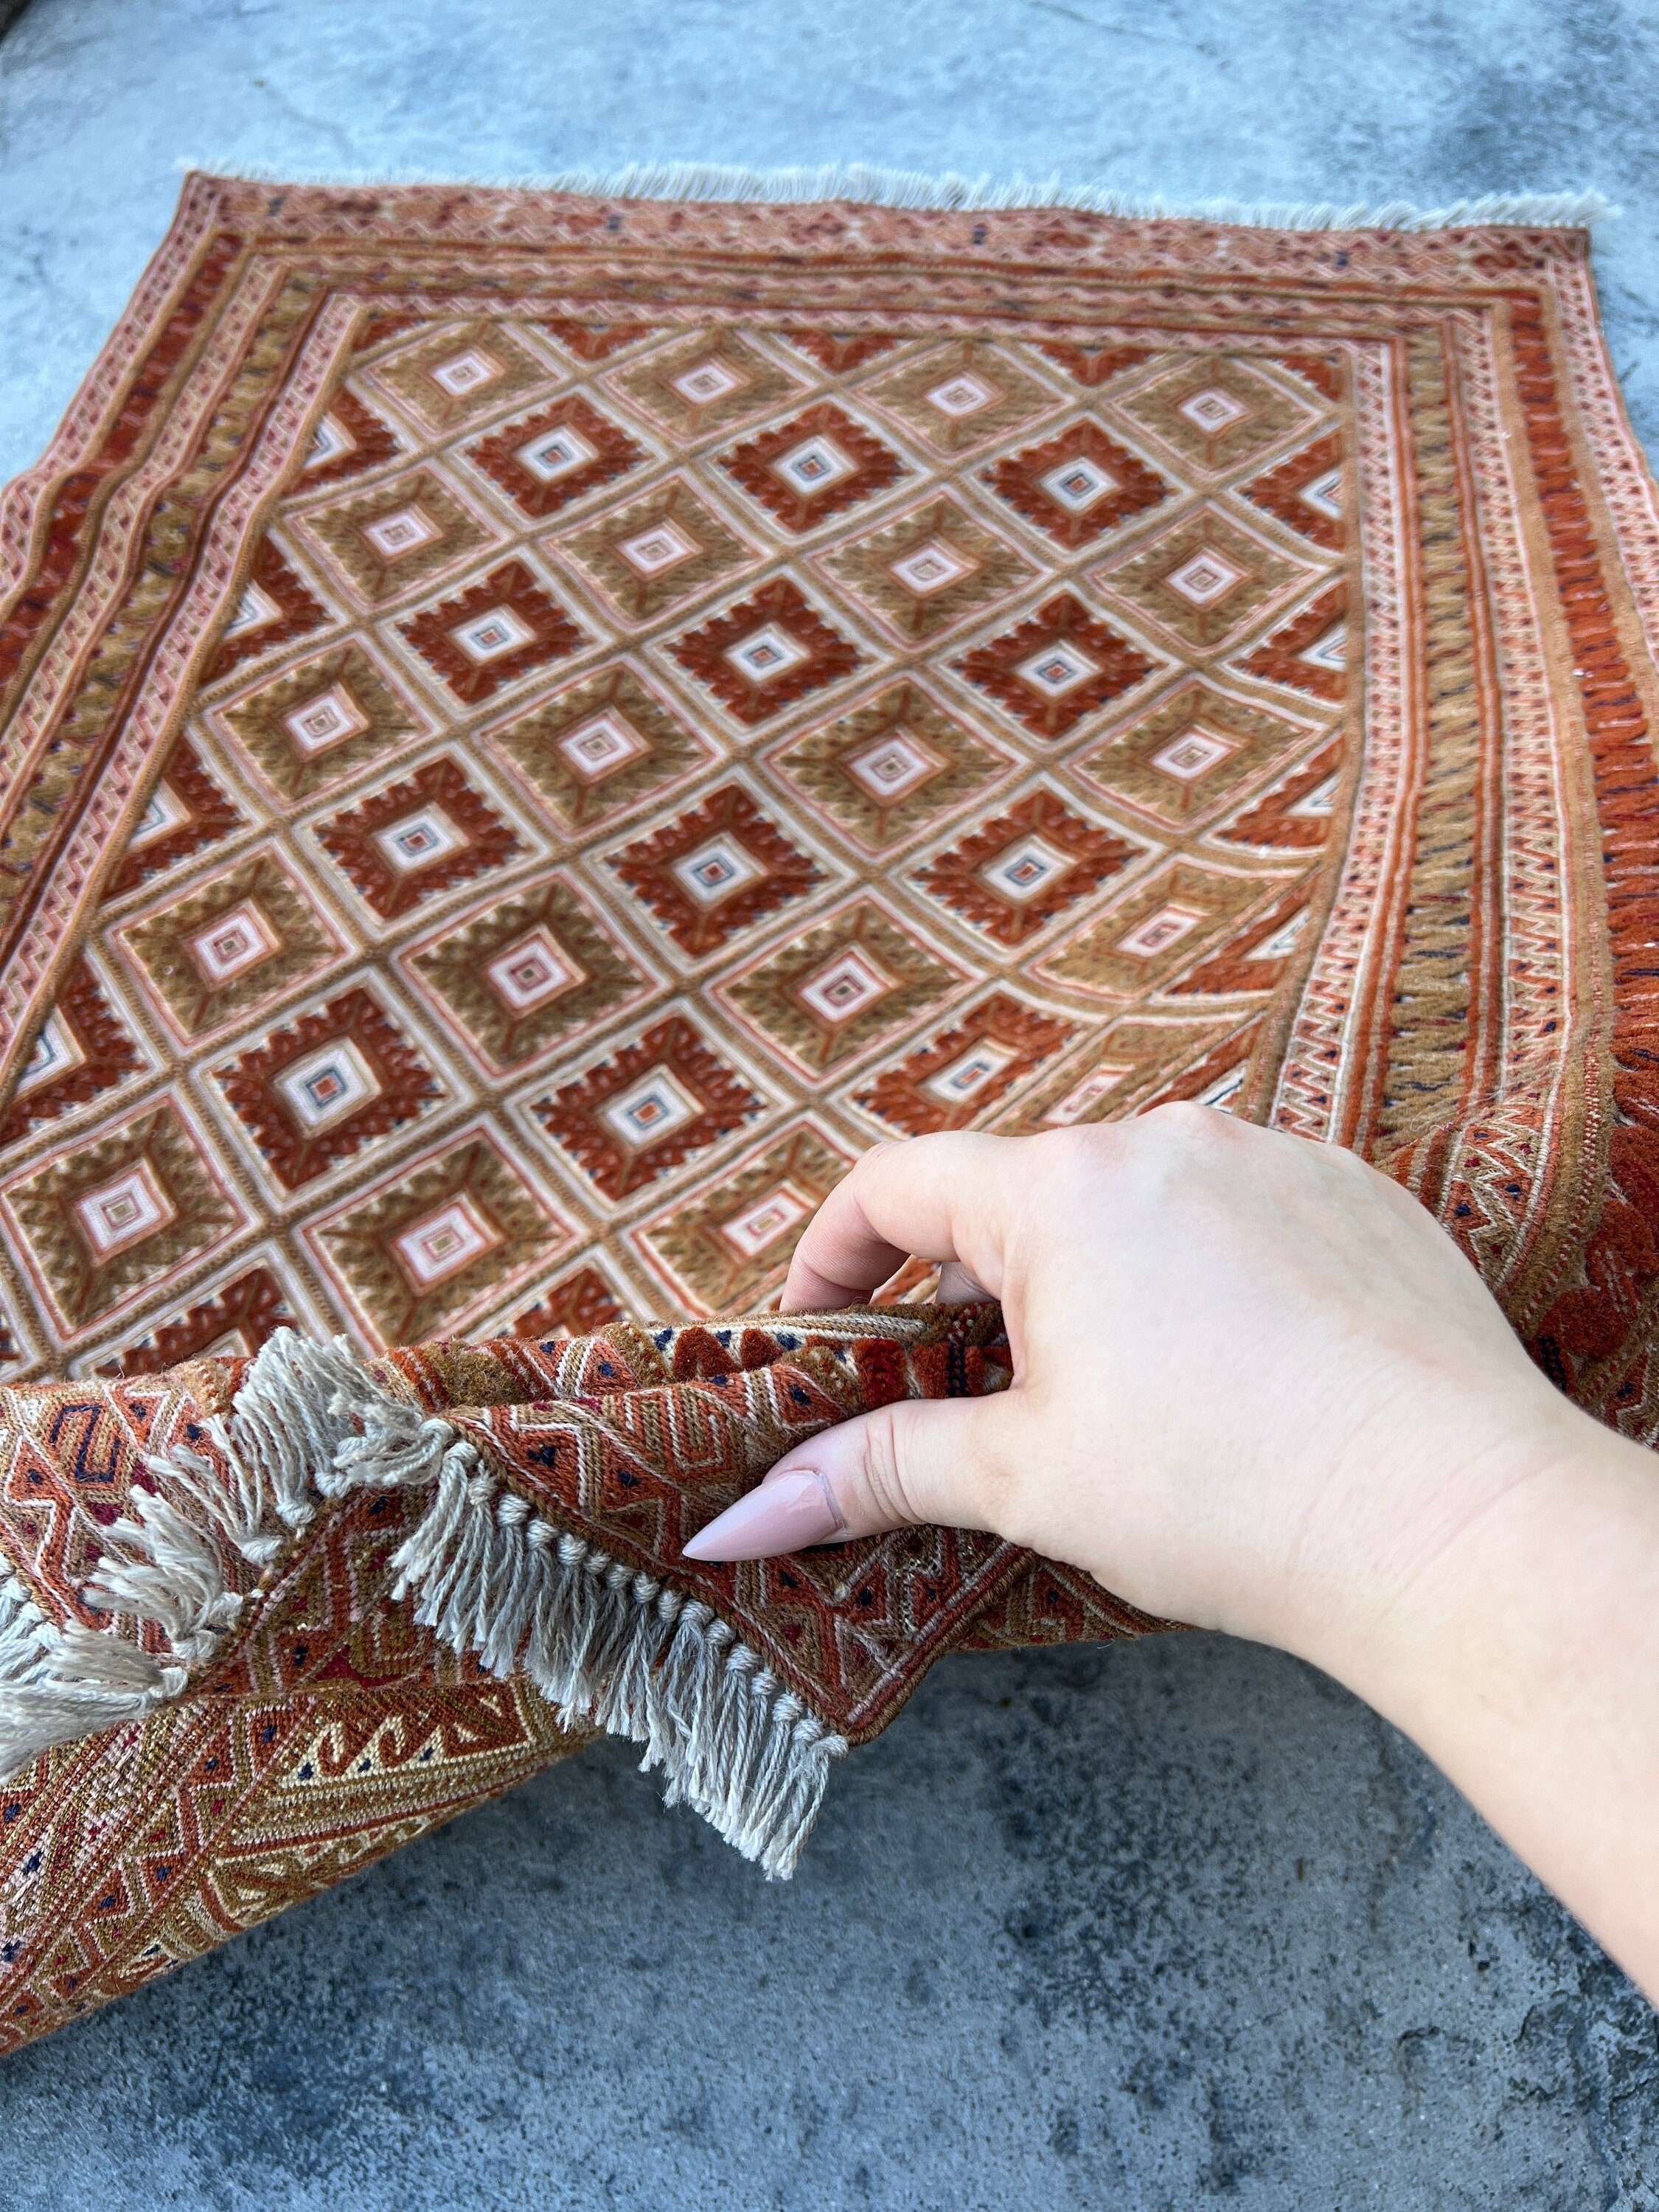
{"left": 1305, "top": 1408, "right": 1659, "bottom": 2001}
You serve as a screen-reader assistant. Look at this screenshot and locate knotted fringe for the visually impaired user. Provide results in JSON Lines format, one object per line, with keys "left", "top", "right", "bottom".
{"left": 0, "top": 1331, "right": 845, "bottom": 1875}
{"left": 175, "top": 159, "right": 1613, "bottom": 233}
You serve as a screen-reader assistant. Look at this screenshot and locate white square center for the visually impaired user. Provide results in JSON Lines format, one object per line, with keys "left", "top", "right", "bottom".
{"left": 394, "top": 1195, "right": 498, "bottom": 1285}
{"left": 277, "top": 1039, "right": 381, "bottom": 1130}
{"left": 983, "top": 834, "right": 1071, "bottom": 902}
{"left": 773, "top": 436, "right": 855, "bottom": 493}
{"left": 602, "top": 1067, "right": 701, "bottom": 1149}
{"left": 1150, "top": 726, "right": 1235, "bottom": 782}
{"left": 1040, "top": 456, "right": 1117, "bottom": 512}
{"left": 674, "top": 358, "right": 744, "bottom": 406}
{"left": 1043, "top": 1062, "right": 1132, "bottom": 1125}
{"left": 1018, "top": 641, "right": 1098, "bottom": 696}
{"left": 362, "top": 504, "right": 442, "bottom": 560}
{"left": 517, "top": 423, "right": 599, "bottom": 483}
{"left": 926, "top": 372, "right": 995, "bottom": 418}
{"left": 451, "top": 604, "right": 537, "bottom": 663}
{"left": 670, "top": 834, "right": 765, "bottom": 906}
{"left": 283, "top": 683, "right": 371, "bottom": 757}
{"left": 616, "top": 520, "right": 698, "bottom": 575}
{"left": 374, "top": 805, "right": 466, "bottom": 874}
{"left": 190, "top": 901, "right": 280, "bottom": 985}
{"left": 890, "top": 540, "right": 973, "bottom": 596}
{"left": 557, "top": 711, "right": 648, "bottom": 782}
{"left": 75, "top": 1161, "right": 174, "bottom": 1257}
{"left": 431, "top": 348, "right": 502, "bottom": 397}
{"left": 720, "top": 1182, "right": 813, "bottom": 1259}
{"left": 1166, "top": 550, "right": 1245, "bottom": 607}
{"left": 922, "top": 1036, "right": 1020, "bottom": 1105}
{"left": 1117, "top": 904, "right": 1203, "bottom": 958}
{"left": 797, "top": 948, "right": 891, "bottom": 1025}
{"left": 726, "top": 624, "right": 808, "bottom": 683}
{"left": 485, "top": 925, "right": 584, "bottom": 1011}
{"left": 844, "top": 731, "right": 939, "bottom": 802}
{"left": 1178, "top": 387, "right": 1248, "bottom": 435}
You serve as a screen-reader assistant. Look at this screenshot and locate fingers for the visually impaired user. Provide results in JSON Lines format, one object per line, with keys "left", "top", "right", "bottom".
{"left": 781, "top": 1133, "right": 1015, "bottom": 1311}
{"left": 681, "top": 1391, "right": 1020, "bottom": 1560}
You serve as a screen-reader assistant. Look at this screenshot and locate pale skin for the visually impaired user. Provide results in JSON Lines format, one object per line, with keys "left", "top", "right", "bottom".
{"left": 683, "top": 1108, "right": 1659, "bottom": 2004}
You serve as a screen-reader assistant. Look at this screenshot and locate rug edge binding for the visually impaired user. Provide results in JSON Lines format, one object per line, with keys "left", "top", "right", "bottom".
{"left": 0, "top": 1328, "right": 844, "bottom": 1879}
{"left": 173, "top": 157, "right": 1615, "bottom": 232}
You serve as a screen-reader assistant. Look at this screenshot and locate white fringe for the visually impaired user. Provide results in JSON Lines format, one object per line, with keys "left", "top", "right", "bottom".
{"left": 0, "top": 1329, "right": 846, "bottom": 1875}
{"left": 175, "top": 158, "right": 1613, "bottom": 232}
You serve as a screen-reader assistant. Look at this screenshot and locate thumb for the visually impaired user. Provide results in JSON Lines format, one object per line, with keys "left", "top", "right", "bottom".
{"left": 681, "top": 1394, "right": 1016, "bottom": 1562}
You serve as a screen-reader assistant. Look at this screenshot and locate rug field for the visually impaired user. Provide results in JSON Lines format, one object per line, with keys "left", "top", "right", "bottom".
{"left": 1, "top": 175, "right": 1655, "bottom": 2048}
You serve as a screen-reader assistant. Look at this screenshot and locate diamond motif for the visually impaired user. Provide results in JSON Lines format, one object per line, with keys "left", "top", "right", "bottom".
{"left": 1076, "top": 678, "right": 1327, "bottom": 827}
{"left": 367, "top": 319, "right": 560, "bottom": 435}
{"left": 719, "top": 897, "right": 964, "bottom": 1076}
{"left": 982, "top": 420, "right": 1171, "bottom": 550}
{"left": 291, "top": 467, "right": 501, "bottom": 610}
{"left": 216, "top": 641, "right": 431, "bottom": 801}
{"left": 315, "top": 758, "right": 525, "bottom": 921}
{"left": 613, "top": 327, "right": 808, "bottom": 437}
{"left": 105, "top": 737, "right": 244, "bottom": 900}
{"left": 717, "top": 403, "right": 910, "bottom": 534}
{"left": 913, "top": 790, "right": 1137, "bottom": 947}
{"left": 214, "top": 987, "right": 443, "bottom": 1190}
{"left": 1116, "top": 355, "right": 1318, "bottom": 476}
{"left": 310, "top": 1132, "right": 576, "bottom": 1344}
{"left": 1094, "top": 507, "right": 1312, "bottom": 651}
{"left": 1239, "top": 432, "right": 1345, "bottom": 551}
{"left": 606, "top": 784, "right": 827, "bottom": 959}
{"left": 116, "top": 853, "right": 344, "bottom": 1041}
{"left": 633, "top": 1121, "right": 856, "bottom": 1313}
{"left": 1, "top": 1102, "right": 245, "bottom": 1334}
{"left": 562, "top": 479, "right": 757, "bottom": 622}
{"left": 205, "top": 540, "right": 329, "bottom": 685}
{"left": 399, "top": 558, "right": 589, "bottom": 703}
{"left": 533, "top": 1014, "right": 768, "bottom": 1201}
{"left": 1217, "top": 734, "right": 1344, "bottom": 849}
{"left": 668, "top": 578, "right": 861, "bottom": 727}
{"left": 765, "top": 680, "right": 1015, "bottom": 854}
{"left": 851, "top": 990, "right": 1081, "bottom": 1135}
{"left": 865, "top": 339, "right": 1058, "bottom": 456}
{"left": 954, "top": 591, "right": 1157, "bottom": 740}
{"left": 296, "top": 387, "right": 402, "bottom": 490}
{"left": 406, "top": 878, "right": 654, "bottom": 1075}
{"left": 1236, "top": 582, "right": 1348, "bottom": 702}
{"left": 485, "top": 664, "right": 717, "bottom": 832}
{"left": 466, "top": 394, "right": 649, "bottom": 520}
{"left": 821, "top": 495, "right": 1038, "bottom": 643}
{"left": 1037, "top": 862, "right": 1263, "bottom": 997}
{"left": 0, "top": 961, "right": 144, "bottom": 1147}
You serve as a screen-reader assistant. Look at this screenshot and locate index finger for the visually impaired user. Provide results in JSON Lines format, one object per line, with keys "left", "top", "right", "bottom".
{"left": 781, "top": 1133, "right": 1015, "bottom": 1310}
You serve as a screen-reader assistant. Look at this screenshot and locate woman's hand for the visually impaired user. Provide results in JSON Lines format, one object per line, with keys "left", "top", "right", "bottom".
{"left": 684, "top": 1111, "right": 1659, "bottom": 2003}
{"left": 684, "top": 1109, "right": 1575, "bottom": 1673}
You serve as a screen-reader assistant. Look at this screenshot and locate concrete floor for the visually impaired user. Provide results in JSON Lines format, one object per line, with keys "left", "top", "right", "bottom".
{"left": 2, "top": 1, "right": 1659, "bottom": 2203}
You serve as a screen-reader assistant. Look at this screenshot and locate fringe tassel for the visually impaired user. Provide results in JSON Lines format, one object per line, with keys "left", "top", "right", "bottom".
{"left": 174, "top": 158, "right": 1613, "bottom": 232}
{"left": 0, "top": 1329, "right": 847, "bottom": 1874}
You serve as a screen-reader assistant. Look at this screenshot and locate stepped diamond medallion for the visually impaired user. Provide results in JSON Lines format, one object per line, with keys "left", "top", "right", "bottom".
{"left": 954, "top": 591, "right": 1158, "bottom": 740}
{"left": 314, "top": 757, "right": 526, "bottom": 922}
{"left": 821, "top": 495, "right": 1037, "bottom": 643}
{"left": 485, "top": 664, "right": 718, "bottom": 832}
{"left": 633, "top": 1121, "right": 857, "bottom": 1312}
{"left": 116, "top": 852, "right": 344, "bottom": 1042}
{"left": 1094, "top": 507, "right": 1314, "bottom": 651}
{"left": 292, "top": 467, "right": 501, "bottom": 609}
{"left": 852, "top": 990, "right": 1081, "bottom": 1135}
{"left": 765, "top": 679, "right": 1015, "bottom": 854}
{"left": 716, "top": 403, "right": 911, "bottom": 535}
{"left": 668, "top": 578, "right": 862, "bottom": 727}
{"left": 982, "top": 419, "right": 1172, "bottom": 550}
{"left": 466, "top": 394, "right": 650, "bottom": 521}
{"left": 911, "top": 790, "right": 1139, "bottom": 947}
{"left": 560, "top": 477, "right": 757, "bottom": 622}
{"left": 865, "top": 338, "right": 1057, "bottom": 456}
{"left": 1075, "top": 678, "right": 1326, "bottom": 827}
{"left": 612, "top": 327, "right": 808, "bottom": 438}
{"left": 719, "top": 897, "right": 964, "bottom": 1077}
{"left": 606, "top": 783, "right": 827, "bottom": 960}
{"left": 1116, "top": 355, "right": 1320, "bottom": 476}
{"left": 1037, "top": 860, "right": 1264, "bottom": 997}
{"left": 367, "top": 319, "right": 560, "bottom": 435}
{"left": 399, "top": 558, "right": 590, "bottom": 704}
{"left": 216, "top": 640, "right": 433, "bottom": 801}
{"left": 532, "top": 1013, "right": 770, "bottom": 1202}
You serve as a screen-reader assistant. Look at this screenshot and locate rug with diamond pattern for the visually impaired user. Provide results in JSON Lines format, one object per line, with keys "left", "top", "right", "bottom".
{"left": 3, "top": 178, "right": 1659, "bottom": 2048}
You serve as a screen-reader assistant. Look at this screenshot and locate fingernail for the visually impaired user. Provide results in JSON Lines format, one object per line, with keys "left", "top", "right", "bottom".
{"left": 681, "top": 1469, "right": 845, "bottom": 1562}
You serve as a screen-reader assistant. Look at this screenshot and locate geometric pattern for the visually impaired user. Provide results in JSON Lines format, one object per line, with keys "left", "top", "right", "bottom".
{"left": 4, "top": 178, "right": 1658, "bottom": 2049}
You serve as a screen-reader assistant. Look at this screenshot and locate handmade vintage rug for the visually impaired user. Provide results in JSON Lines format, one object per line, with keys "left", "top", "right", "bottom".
{"left": 0, "top": 172, "right": 1655, "bottom": 2049}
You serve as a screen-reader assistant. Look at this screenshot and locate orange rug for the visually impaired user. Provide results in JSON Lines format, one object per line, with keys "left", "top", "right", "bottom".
{"left": 1, "top": 175, "right": 1655, "bottom": 2046}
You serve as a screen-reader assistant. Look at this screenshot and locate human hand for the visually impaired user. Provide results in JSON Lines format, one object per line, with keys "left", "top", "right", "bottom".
{"left": 682, "top": 1108, "right": 1584, "bottom": 1675}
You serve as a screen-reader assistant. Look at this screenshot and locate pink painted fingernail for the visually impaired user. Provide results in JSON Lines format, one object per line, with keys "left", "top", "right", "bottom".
{"left": 681, "top": 1469, "right": 845, "bottom": 1561}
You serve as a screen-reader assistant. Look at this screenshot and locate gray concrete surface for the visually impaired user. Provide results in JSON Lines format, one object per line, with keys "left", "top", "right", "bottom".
{"left": 2, "top": 1, "right": 1659, "bottom": 2202}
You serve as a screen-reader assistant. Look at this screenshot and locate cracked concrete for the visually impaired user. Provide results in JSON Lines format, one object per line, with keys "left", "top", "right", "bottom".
{"left": 1, "top": 0, "right": 1658, "bottom": 2202}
